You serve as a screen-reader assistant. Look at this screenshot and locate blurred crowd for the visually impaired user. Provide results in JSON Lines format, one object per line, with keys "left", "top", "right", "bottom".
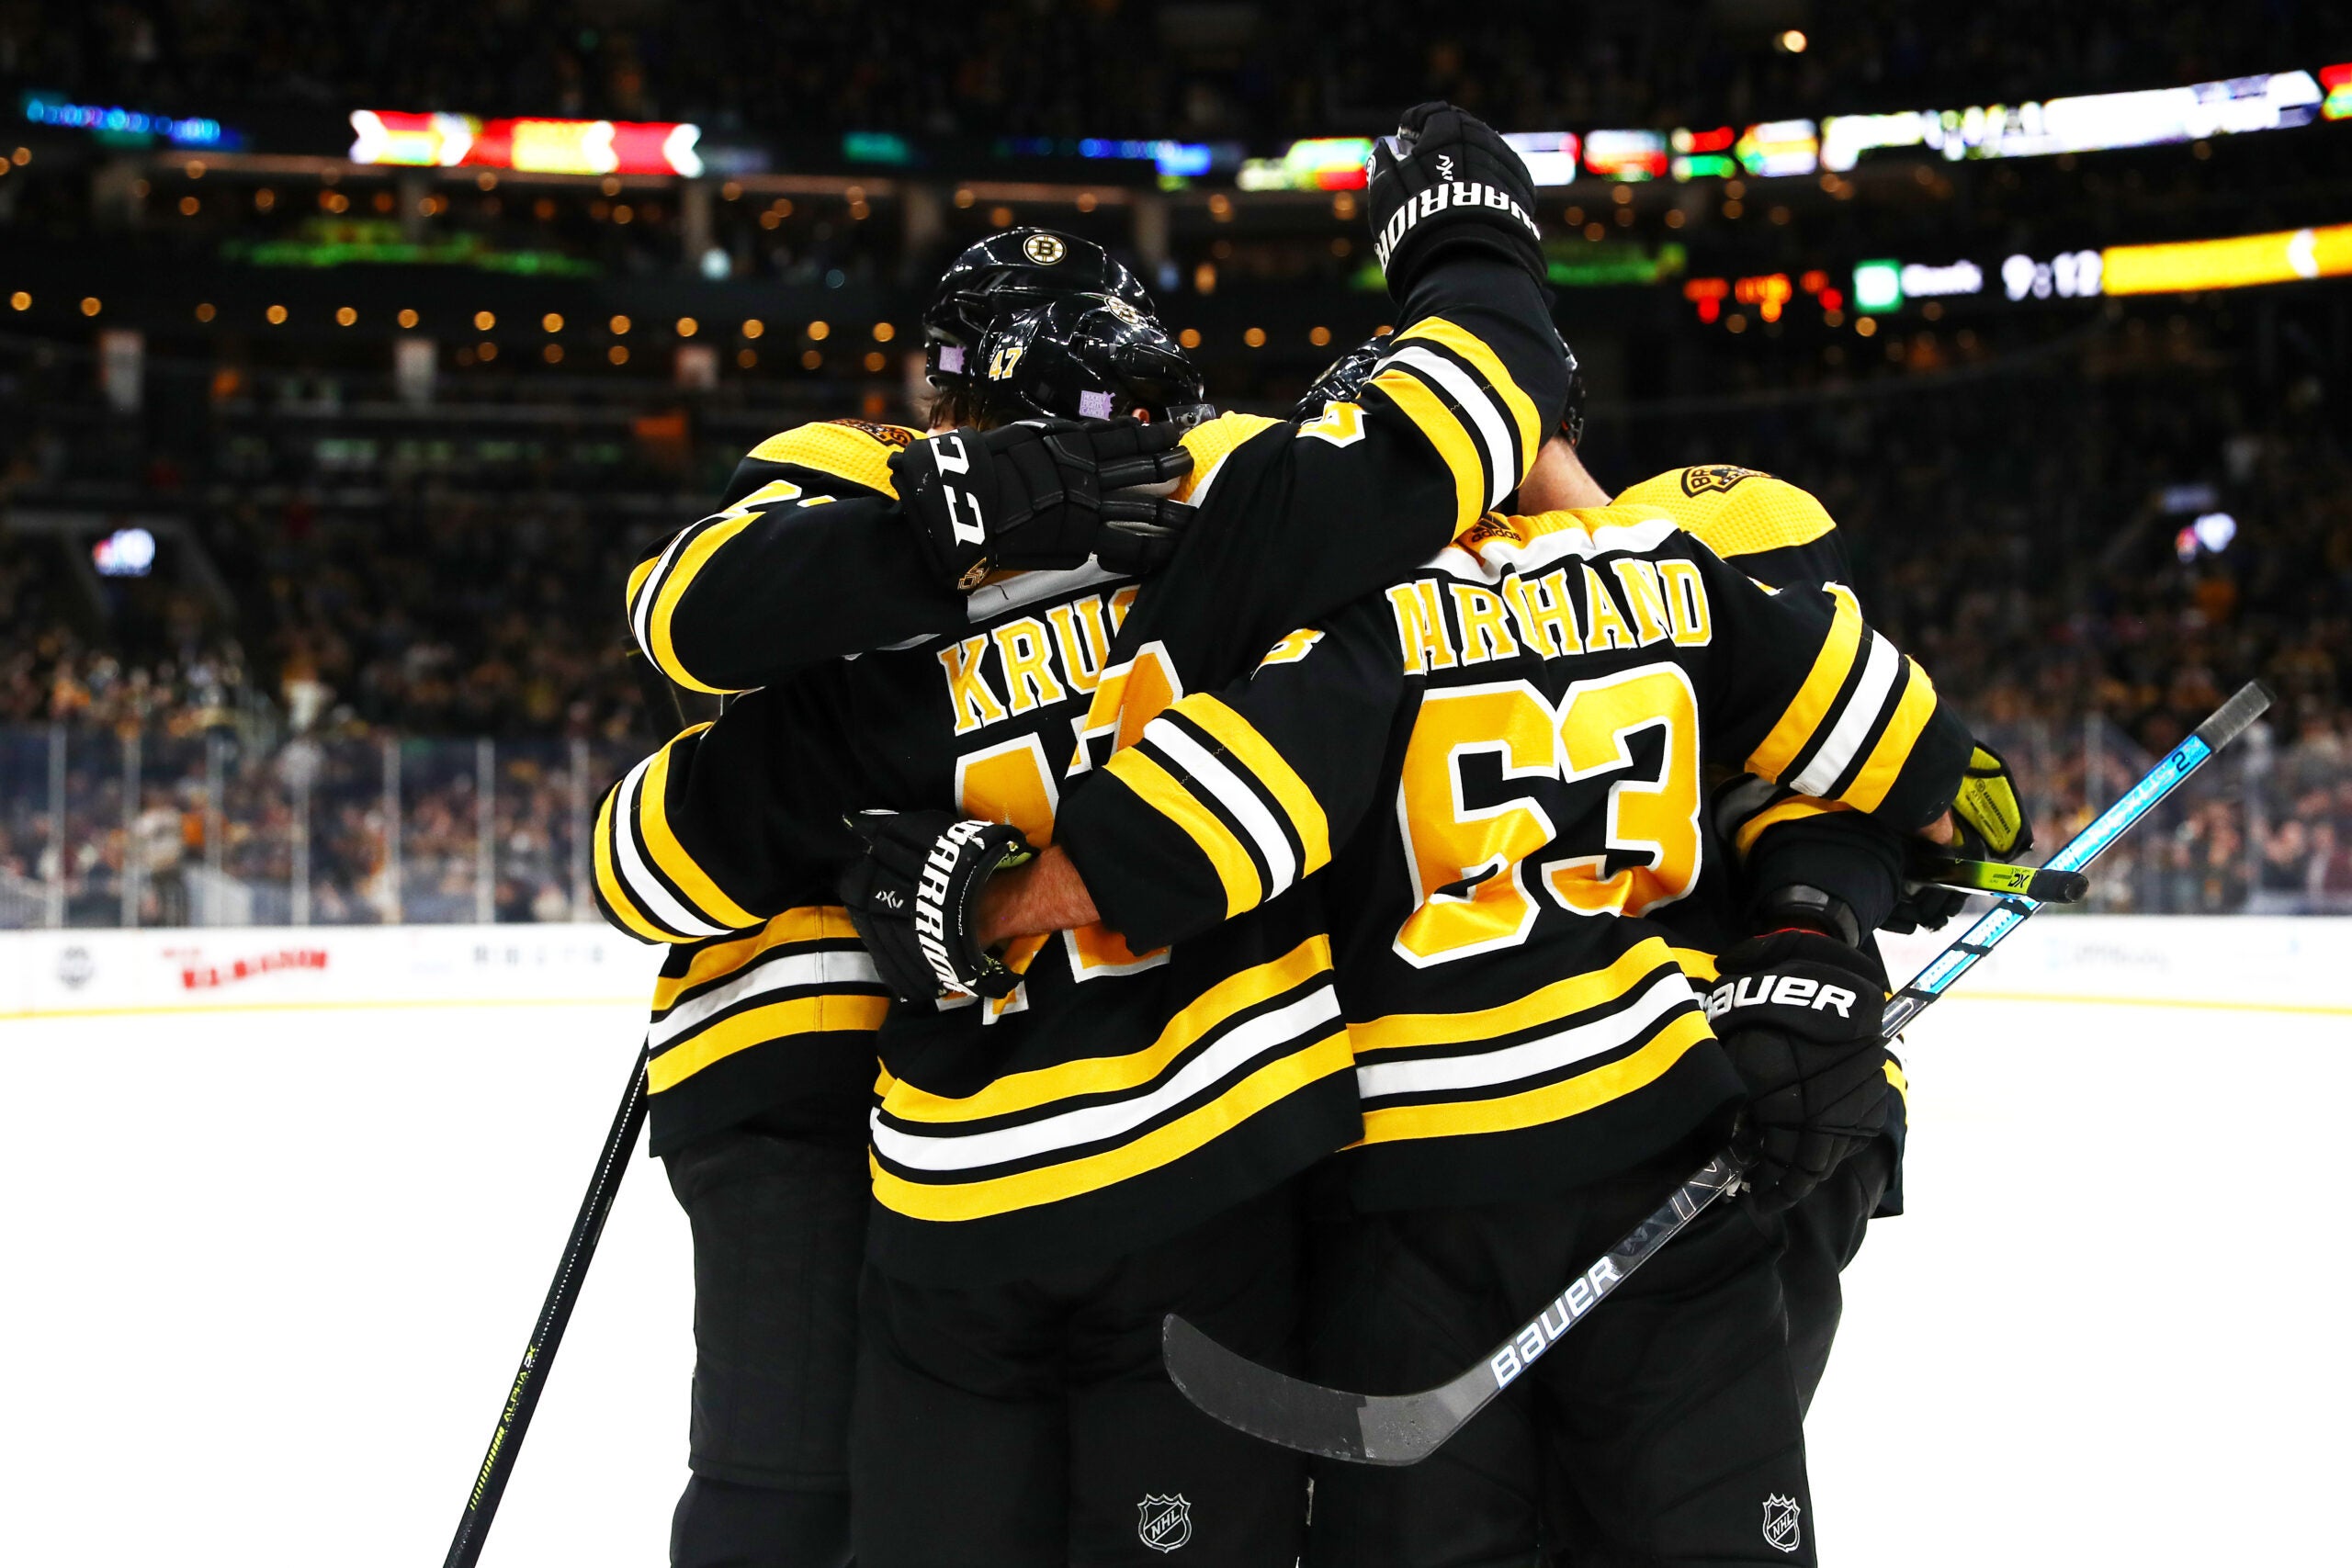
{"left": 8, "top": 0, "right": 2336, "bottom": 143}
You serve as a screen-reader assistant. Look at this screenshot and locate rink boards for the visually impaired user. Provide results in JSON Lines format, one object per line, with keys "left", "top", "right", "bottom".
{"left": 1, "top": 917, "right": 2346, "bottom": 1565}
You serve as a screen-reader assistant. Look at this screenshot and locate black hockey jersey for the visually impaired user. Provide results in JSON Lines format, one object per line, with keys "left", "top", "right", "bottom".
{"left": 593, "top": 256, "right": 1570, "bottom": 1277}
{"left": 1053, "top": 501, "right": 1971, "bottom": 1213}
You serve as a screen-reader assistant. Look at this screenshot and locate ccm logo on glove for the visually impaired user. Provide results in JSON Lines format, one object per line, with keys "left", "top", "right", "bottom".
{"left": 1704, "top": 974, "right": 1858, "bottom": 1021}
{"left": 1372, "top": 182, "right": 1544, "bottom": 271}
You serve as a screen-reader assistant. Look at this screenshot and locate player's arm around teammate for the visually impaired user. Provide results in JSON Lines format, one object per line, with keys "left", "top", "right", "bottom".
{"left": 891, "top": 493, "right": 1984, "bottom": 1567}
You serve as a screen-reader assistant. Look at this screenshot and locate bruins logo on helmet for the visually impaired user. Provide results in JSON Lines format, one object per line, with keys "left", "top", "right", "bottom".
{"left": 1022, "top": 232, "right": 1068, "bottom": 265}
{"left": 1679, "top": 464, "right": 1770, "bottom": 496}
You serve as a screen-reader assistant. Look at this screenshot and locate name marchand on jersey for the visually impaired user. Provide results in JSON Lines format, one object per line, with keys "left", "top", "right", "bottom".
{"left": 1385, "top": 510, "right": 1716, "bottom": 674}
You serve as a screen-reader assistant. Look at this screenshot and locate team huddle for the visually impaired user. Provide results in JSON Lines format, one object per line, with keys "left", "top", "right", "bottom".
{"left": 591, "top": 105, "right": 2031, "bottom": 1568}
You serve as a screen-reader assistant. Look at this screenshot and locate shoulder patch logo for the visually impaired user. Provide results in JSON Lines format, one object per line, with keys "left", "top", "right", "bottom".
{"left": 1137, "top": 1494, "right": 1192, "bottom": 1553}
{"left": 1023, "top": 232, "right": 1068, "bottom": 265}
{"left": 826, "top": 418, "right": 915, "bottom": 449}
{"left": 1761, "top": 1494, "right": 1802, "bottom": 1554}
{"left": 1680, "top": 464, "right": 1770, "bottom": 496}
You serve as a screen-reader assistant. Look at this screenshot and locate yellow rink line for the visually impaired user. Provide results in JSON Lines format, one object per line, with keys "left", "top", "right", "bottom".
{"left": 1936, "top": 990, "right": 2352, "bottom": 1020}
{"left": 3, "top": 995, "right": 650, "bottom": 1023}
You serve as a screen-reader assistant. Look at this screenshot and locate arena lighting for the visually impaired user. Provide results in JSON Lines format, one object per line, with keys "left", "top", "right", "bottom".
{"left": 2001, "top": 250, "right": 2104, "bottom": 300}
{"left": 2325, "top": 65, "right": 2352, "bottom": 120}
{"left": 2176, "top": 512, "right": 2238, "bottom": 563}
{"left": 92, "top": 527, "right": 156, "bottom": 578}
{"left": 1669, "top": 125, "right": 1737, "bottom": 181}
{"left": 1582, "top": 129, "right": 1668, "bottom": 181}
{"left": 1899, "top": 259, "right": 1984, "bottom": 298}
{"left": 349, "top": 110, "right": 703, "bottom": 176}
{"left": 2101, "top": 222, "right": 2352, "bottom": 295}
{"left": 1735, "top": 119, "right": 1819, "bottom": 178}
{"left": 1235, "top": 138, "right": 1372, "bottom": 191}
{"left": 1850, "top": 259, "right": 1903, "bottom": 312}
{"left": 1502, "top": 131, "right": 1581, "bottom": 186}
{"left": 1821, "top": 69, "right": 2324, "bottom": 172}
{"left": 21, "top": 93, "right": 235, "bottom": 148}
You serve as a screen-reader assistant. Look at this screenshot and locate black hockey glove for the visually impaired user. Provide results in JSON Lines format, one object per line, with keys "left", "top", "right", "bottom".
{"left": 1887, "top": 742, "right": 2035, "bottom": 932}
{"left": 837, "top": 810, "right": 1035, "bottom": 1003}
{"left": 1364, "top": 101, "right": 1547, "bottom": 300}
{"left": 889, "top": 419, "right": 1195, "bottom": 592}
{"left": 1708, "top": 931, "right": 1890, "bottom": 1213}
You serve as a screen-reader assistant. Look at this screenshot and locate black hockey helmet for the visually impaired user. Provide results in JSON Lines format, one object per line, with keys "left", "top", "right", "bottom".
{"left": 967, "top": 293, "right": 1212, "bottom": 428}
{"left": 923, "top": 229, "right": 1157, "bottom": 389}
{"left": 1292, "top": 328, "right": 1588, "bottom": 446}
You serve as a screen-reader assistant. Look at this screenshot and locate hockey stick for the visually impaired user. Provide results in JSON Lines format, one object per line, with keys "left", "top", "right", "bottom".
{"left": 443, "top": 1041, "right": 652, "bottom": 1568}
{"left": 1163, "top": 680, "right": 2273, "bottom": 1465}
{"left": 1913, "top": 856, "right": 2087, "bottom": 904}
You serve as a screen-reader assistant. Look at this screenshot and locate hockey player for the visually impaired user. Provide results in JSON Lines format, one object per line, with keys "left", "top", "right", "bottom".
{"left": 927, "top": 491, "right": 1990, "bottom": 1566}
{"left": 1509, "top": 427, "right": 2031, "bottom": 1416}
{"left": 618, "top": 231, "right": 1196, "bottom": 1568}
{"left": 595, "top": 105, "right": 1572, "bottom": 1565}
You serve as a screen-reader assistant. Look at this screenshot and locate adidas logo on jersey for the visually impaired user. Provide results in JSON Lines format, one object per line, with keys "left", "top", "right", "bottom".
{"left": 1703, "top": 974, "right": 1858, "bottom": 1020}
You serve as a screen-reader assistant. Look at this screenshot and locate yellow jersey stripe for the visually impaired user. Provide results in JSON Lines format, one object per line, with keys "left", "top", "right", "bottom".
{"left": 883, "top": 937, "right": 1330, "bottom": 1122}
{"left": 1181, "top": 695, "right": 1333, "bottom": 874}
{"left": 743, "top": 422, "right": 910, "bottom": 496}
{"left": 1883, "top": 1058, "right": 1908, "bottom": 1100}
{"left": 1368, "top": 367, "right": 1485, "bottom": 529}
{"left": 1396, "top": 316, "right": 1542, "bottom": 469}
{"left": 1668, "top": 945, "right": 1720, "bottom": 984}
{"left": 872, "top": 1027, "right": 1352, "bottom": 1221}
{"left": 1355, "top": 1009, "right": 1711, "bottom": 1145}
{"left": 1747, "top": 592, "right": 1863, "bottom": 784}
{"left": 1172, "top": 412, "right": 1281, "bottom": 504}
{"left": 646, "top": 514, "right": 757, "bottom": 694}
{"left": 652, "top": 907, "right": 860, "bottom": 1011}
{"left": 1840, "top": 657, "right": 1940, "bottom": 813}
{"left": 1350, "top": 937, "right": 1679, "bottom": 1055}
{"left": 647, "top": 992, "right": 891, "bottom": 1093}
{"left": 635, "top": 727, "right": 762, "bottom": 932}
{"left": 1102, "top": 746, "right": 1264, "bottom": 919}
{"left": 1734, "top": 795, "right": 1853, "bottom": 857}
{"left": 593, "top": 782, "right": 685, "bottom": 943}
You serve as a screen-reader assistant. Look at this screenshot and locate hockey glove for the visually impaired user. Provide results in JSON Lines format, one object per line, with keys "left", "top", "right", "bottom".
{"left": 1888, "top": 742, "right": 2034, "bottom": 931}
{"left": 889, "top": 419, "right": 1195, "bottom": 592}
{"left": 1364, "top": 101, "right": 1547, "bottom": 299}
{"left": 1708, "top": 931, "right": 1890, "bottom": 1213}
{"left": 837, "top": 810, "right": 1035, "bottom": 1003}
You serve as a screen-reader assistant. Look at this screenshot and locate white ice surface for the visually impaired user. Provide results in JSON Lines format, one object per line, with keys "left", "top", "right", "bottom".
{"left": 2, "top": 987, "right": 2345, "bottom": 1564}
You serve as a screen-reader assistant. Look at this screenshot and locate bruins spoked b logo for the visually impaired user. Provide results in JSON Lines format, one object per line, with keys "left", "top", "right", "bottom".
{"left": 1023, "top": 232, "right": 1067, "bottom": 265}
{"left": 1136, "top": 1493, "right": 1192, "bottom": 1553}
{"left": 1760, "top": 1493, "right": 1803, "bottom": 1554}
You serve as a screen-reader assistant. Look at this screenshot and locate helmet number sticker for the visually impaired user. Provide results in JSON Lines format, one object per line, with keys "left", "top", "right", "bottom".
{"left": 988, "top": 344, "right": 1025, "bottom": 381}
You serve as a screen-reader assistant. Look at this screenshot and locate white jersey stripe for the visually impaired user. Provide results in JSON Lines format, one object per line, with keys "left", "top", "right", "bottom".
{"left": 1355, "top": 967, "right": 1695, "bottom": 1101}
{"left": 650, "top": 947, "right": 883, "bottom": 1048}
{"left": 612, "top": 756, "right": 730, "bottom": 941}
{"left": 1385, "top": 344, "right": 1515, "bottom": 508}
{"left": 1791, "top": 632, "right": 1901, "bottom": 796}
{"left": 870, "top": 985, "right": 1342, "bottom": 1171}
{"left": 631, "top": 520, "right": 703, "bottom": 661}
{"left": 1143, "top": 718, "right": 1299, "bottom": 896}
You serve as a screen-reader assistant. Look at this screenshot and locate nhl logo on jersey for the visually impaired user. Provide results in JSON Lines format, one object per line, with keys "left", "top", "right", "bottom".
{"left": 1680, "top": 464, "right": 1769, "bottom": 496}
{"left": 1136, "top": 1493, "right": 1193, "bottom": 1552}
{"left": 1023, "top": 232, "right": 1068, "bottom": 265}
{"left": 1760, "top": 1493, "right": 1803, "bottom": 1554}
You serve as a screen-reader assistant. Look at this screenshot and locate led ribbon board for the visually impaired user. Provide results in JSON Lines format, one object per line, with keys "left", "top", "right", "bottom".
{"left": 350, "top": 111, "right": 703, "bottom": 177}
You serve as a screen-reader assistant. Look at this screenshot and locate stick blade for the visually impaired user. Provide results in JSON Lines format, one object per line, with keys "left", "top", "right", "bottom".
{"left": 1161, "top": 1314, "right": 1375, "bottom": 1462}
{"left": 1160, "top": 1315, "right": 1481, "bottom": 1466}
